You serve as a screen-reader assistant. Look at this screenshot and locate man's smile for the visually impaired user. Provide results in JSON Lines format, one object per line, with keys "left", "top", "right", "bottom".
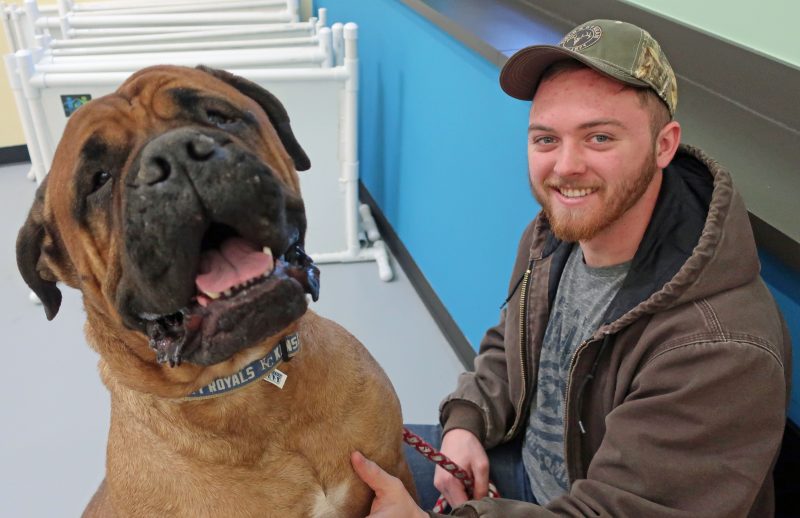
{"left": 552, "top": 186, "right": 599, "bottom": 199}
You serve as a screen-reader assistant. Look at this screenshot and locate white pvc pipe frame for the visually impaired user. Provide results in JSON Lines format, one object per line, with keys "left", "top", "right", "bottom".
{"left": 11, "top": 6, "right": 34, "bottom": 52}
{"left": 49, "top": 1, "right": 298, "bottom": 39}
{"left": 36, "top": 10, "right": 297, "bottom": 31}
{"left": 34, "top": 44, "right": 331, "bottom": 72}
{"left": 48, "top": 35, "right": 319, "bottom": 57}
{"left": 3, "top": 53, "right": 47, "bottom": 184}
{"left": 1, "top": 4, "right": 17, "bottom": 51}
{"left": 61, "top": 0, "right": 292, "bottom": 17}
{"left": 23, "top": 19, "right": 334, "bottom": 69}
{"left": 21, "top": 0, "right": 302, "bottom": 44}
{"left": 14, "top": 23, "right": 392, "bottom": 280}
{"left": 47, "top": 23, "right": 317, "bottom": 49}
{"left": 19, "top": 10, "right": 324, "bottom": 47}
{"left": 38, "top": 0, "right": 250, "bottom": 15}
{"left": 64, "top": 0, "right": 288, "bottom": 14}
{"left": 18, "top": 21, "right": 319, "bottom": 52}
{"left": 10, "top": 18, "right": 334, "bottom": 178}
{"left": 13, "top": 27, "right": 335, "bottom": 173}
{"left": 63, "top": 21, "right": 317, "bottom": 40}
{"left": 7, "top": 4, "right": 39, "bottom": 53}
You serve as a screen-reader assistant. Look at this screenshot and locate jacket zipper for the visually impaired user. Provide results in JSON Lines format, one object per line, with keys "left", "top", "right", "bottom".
{"left": 562, "top": 338, "right": 592, "bottom": 481}
{"left": 504, "top": 259, "right": 534, "bottom": 440}
{"left": 564, "top": 340, "right": 591, "bottom": 428}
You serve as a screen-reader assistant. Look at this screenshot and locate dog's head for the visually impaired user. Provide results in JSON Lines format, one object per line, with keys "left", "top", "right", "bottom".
{"left": 16, "top": 65, "right": 320, "bottom": 391}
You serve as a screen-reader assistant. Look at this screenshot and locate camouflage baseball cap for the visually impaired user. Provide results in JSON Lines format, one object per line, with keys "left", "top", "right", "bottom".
{"left": 500, "top": 19, "right": 677, "bottom": 116}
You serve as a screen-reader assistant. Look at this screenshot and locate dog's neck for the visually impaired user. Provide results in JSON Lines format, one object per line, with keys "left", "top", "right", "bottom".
{"left": 181, "top": 333, "right": 300, "bottom": 400}
{"left": 102, "top": 314, "right": 323, "bottom": 468}
{"left": 88, "top": 305, "right": 307, "bottom": 399}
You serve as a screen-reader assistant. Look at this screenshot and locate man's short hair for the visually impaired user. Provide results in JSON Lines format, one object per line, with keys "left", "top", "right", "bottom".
{"left": 538, "top": 60, "right": 671, "bottom": 139}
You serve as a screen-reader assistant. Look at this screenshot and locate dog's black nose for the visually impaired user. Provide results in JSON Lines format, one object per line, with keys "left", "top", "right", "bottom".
{"left": 138, "top": 156, "right": 172, "bottom": 185}
{"left": 187, "top": 134, "right": 216, "bottom": 161}
{"left": 132, "top": 131, "right": 220, "bottom": 186}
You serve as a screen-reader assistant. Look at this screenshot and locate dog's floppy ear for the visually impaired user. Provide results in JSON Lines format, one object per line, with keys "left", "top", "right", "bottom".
{"left": 197, "top": 65, "right": 311, "bottom": 172}
{"left": 16, "top": 178, "right": 62, "bottom": 320}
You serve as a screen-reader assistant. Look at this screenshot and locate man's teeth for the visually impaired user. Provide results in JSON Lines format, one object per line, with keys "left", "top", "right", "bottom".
{"left": 558, "top": 187, "right": 595, "bottom": 198}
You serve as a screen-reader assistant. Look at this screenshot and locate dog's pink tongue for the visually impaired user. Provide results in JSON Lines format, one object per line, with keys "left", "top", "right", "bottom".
{"left": 195, "top": 237, "right": 273, "bottom": 296}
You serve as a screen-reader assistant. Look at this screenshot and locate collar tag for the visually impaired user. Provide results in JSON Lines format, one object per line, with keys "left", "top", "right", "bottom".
{"left": 185, "top": 334, "right": 300, "bottom": 400}
{"left": 264, "top": 368, "right": 288, "bottom": 389}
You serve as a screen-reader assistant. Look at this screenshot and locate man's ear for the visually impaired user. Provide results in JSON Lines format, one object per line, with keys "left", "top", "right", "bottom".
{"left": 196, "top": 65, "right": 311, "bottom": 172}
{"left": 16, "top": 178, "right": 62, "bottom": 320}
{"left": 655, "top": 120, "right": 682, "bottom": 169}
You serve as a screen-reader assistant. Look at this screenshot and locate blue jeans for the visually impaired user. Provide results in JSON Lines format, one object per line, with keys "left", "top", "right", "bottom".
{"left": 403, "top": 424, "right": 537, "bottom": 510}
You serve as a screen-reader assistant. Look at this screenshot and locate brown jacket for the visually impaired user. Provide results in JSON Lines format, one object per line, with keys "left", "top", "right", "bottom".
{"left": 437, "top": 145, "right": 791, "bottom": 517}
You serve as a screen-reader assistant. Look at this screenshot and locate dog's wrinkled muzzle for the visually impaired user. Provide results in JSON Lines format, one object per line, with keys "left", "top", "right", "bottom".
{"left": 115, "top": 127, "right": 318, "bottom": 366}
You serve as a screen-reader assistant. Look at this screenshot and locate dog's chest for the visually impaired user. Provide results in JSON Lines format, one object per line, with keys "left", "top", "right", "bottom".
{"left": 309, "top": 481, "right": 351, "bottom": 518}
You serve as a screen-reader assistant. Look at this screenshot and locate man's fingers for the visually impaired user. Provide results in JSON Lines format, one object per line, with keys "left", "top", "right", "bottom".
{"left": 472, "top": 478, "right": 489, "bottom": 500}
{"left": 442, "top": 478, "right": 469, "bottom": 508}
{"left": 471, "top": 460, "right": 490, "bottom": 500}
{"left": 351, "top": 451, "right": 381, "bottom": 490}
{"left": 436, "top": 429, "right": 492, "bottom": 506}
{"left": 351, "top": 451, "right": 397, "bottom": 495}
{"left": 434, "top": 469, "right": 469, "bottom": 508}
{"left": 352, "top": 452, "right": 426, "bottom": 518}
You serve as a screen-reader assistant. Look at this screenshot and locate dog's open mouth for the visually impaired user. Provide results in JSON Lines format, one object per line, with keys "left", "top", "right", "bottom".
{"left": 140, "top": 223, "right": 319, "bottom": 367}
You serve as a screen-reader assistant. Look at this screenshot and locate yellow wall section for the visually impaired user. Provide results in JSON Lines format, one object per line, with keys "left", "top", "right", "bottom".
{"left": 0, "top": 1, "right": 28, "bottom": 148}
{"left": 1, "top": 0, "right": 59, "bottom": 147}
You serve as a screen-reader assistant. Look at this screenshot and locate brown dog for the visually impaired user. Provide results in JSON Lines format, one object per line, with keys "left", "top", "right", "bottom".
{"left": 16, "top": 65, "right": 415, "bottom": 517}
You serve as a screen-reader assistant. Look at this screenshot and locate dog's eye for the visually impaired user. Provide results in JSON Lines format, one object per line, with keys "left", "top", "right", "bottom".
{"left": 206, "top": 109, "right": 240, "bottom": 127}
{"left": 91, "top": 169, "right": 112, "bottom": 193}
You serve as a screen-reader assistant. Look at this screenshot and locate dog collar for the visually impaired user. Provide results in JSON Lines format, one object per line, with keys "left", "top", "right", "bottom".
{"left": 184, "top": 334, "right": 300, "bottom": 400}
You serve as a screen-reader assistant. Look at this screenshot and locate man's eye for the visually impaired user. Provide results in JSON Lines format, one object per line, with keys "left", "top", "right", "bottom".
{"left": 533, "top": 136, "right": 556, "bottom": 145}
{"left": 91, "top": 169, "right": 112, "bottom": 193}
{"left": 591, "top": 134, "right": 611, "bottom": 143}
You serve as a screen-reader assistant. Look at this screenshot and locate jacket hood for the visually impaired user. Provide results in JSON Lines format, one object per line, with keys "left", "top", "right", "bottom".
{"left": 608, "top": 144, "right": 761, "bottom": 332}
{"left": 647, "top": 146, "right": 759, "bottom": 303}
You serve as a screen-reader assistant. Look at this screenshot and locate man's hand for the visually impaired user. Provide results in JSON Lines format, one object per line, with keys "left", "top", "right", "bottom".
{"left": 350, "top": 451, "right": 427, "bottom": 518}
{"left": 433, "top": 429, "right": 490, "bottom": 508}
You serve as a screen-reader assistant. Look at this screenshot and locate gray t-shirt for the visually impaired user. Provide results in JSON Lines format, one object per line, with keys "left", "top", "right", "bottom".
{"left": 522, "top": 244, "right": 630, "bottom": 504}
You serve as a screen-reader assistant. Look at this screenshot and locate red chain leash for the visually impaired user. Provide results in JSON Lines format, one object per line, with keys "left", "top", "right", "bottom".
{"left": 402, "top": 427, "right": 500, "bottom": 512}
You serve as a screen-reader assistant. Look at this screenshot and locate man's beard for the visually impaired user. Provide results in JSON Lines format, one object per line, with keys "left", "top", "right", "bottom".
{"left": 531, "top": 147, "right": 658, "bottom": 242}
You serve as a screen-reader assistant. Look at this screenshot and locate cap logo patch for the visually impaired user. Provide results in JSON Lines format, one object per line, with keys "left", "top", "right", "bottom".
{"left": 560, "top": 25, "right": 602, "bottom": 52}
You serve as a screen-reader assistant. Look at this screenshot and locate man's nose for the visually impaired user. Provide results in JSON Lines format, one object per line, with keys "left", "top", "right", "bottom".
{"left": 552, "top": 141, "right": 586, "bottom": 177}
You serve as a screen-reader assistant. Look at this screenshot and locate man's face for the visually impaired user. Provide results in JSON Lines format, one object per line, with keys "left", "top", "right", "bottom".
{"left": 528, "top": 67, "right": 660, "bottom": 242}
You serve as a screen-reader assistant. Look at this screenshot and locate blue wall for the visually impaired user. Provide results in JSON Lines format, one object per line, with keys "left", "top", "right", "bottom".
{"left": 760, "top": 251, "right": 800, "bottom": 421}
{"left": 316, "top": 0, "right": 538, "bottom": 347}
{"left": 314, "top": 0, "right": 799, "bottom": 422}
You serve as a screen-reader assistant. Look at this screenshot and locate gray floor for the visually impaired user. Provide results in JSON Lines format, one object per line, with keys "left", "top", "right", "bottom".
{"left": 0, "top": 162, "right": 465, "bottom": 517}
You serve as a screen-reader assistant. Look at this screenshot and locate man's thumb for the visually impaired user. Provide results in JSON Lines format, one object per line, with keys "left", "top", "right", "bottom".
{"left": 351, "top": 451, "right": 391, "bottom": 493}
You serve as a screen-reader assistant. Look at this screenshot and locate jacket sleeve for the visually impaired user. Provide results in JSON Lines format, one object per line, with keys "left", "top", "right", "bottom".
{"left": 439, "top": 218, "right": 539, "bottom": 447}
{"left": 444, "top": 338, "right": 788, "bottom": 517}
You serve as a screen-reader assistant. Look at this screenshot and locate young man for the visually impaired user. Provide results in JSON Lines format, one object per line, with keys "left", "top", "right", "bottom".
{"left": 351, "top": 19, "right": 791, "bottom": 517}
